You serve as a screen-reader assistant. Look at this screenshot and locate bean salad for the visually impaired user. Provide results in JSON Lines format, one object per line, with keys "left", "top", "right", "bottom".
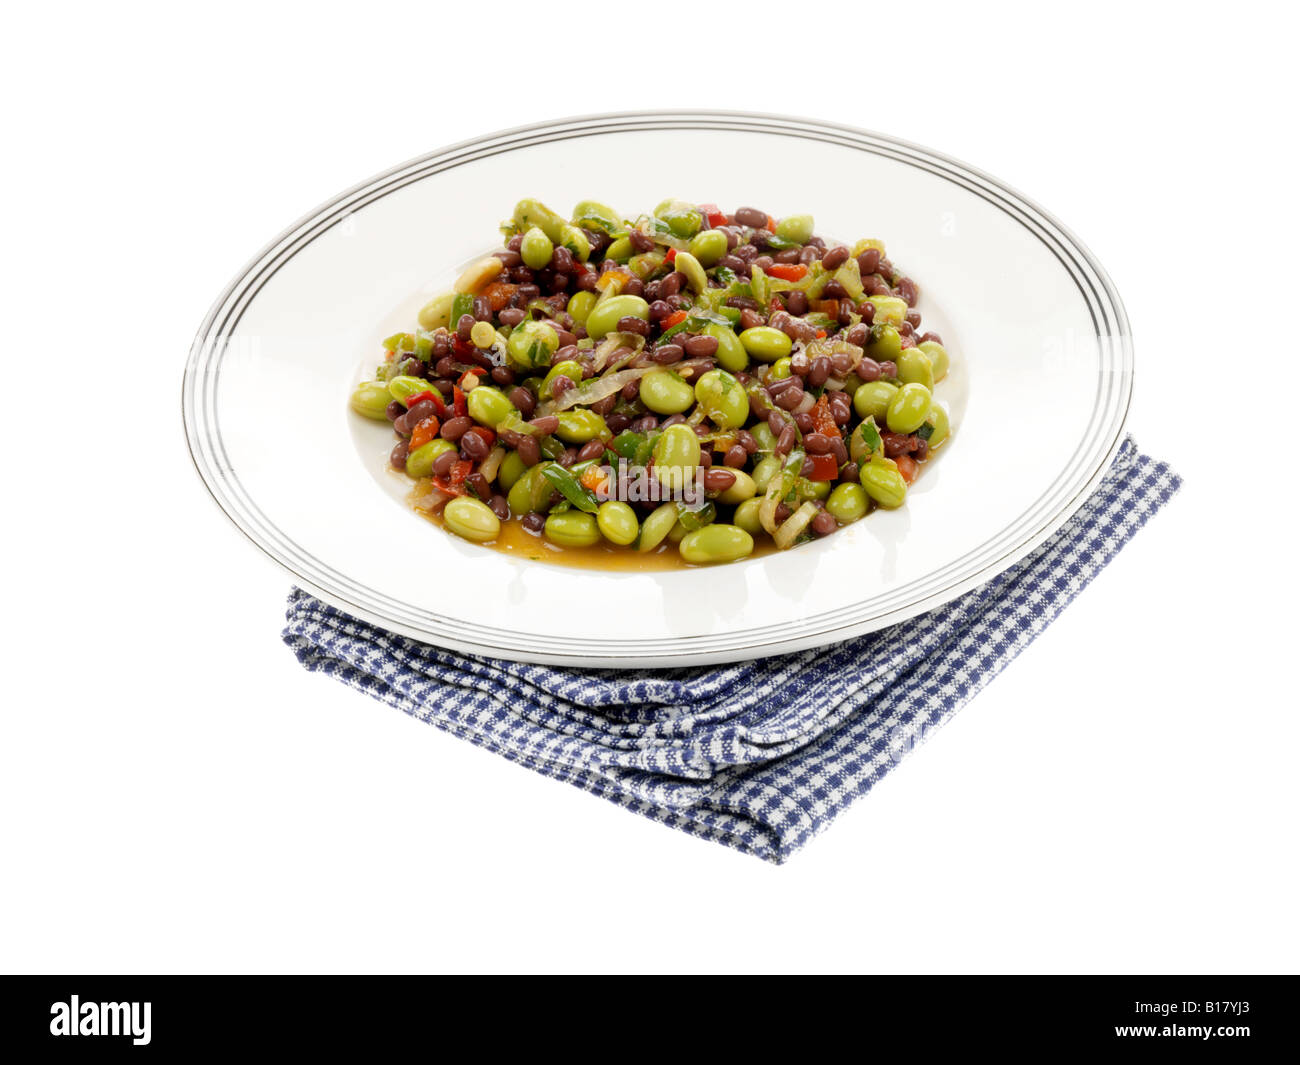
{"left": 349, "top": 198, "right": 952, "bottom": 565}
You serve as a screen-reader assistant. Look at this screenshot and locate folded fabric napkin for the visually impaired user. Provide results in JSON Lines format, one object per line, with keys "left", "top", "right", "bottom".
{"left": 283, "top": 437, "right": 1180, "bottom": 863}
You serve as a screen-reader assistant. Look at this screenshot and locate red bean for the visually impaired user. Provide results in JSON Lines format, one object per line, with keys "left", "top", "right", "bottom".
{"left": 739, "top": 308, "right": 763, "bottom": 330}
{"left": 527, "top": 415, "right": 559, "bottom": 435}
{"left": 432, "top": 448, "right": 457, "bottom": 477}
{"left": 775, "top": 424, "right": 796, "bottom": 457}
{"left": 857, "top": 248, "right": 880, "bottom": 275}
{"left": 516, "top": 435, "right": 540, "bottom": 466}
{"left": 775, "top": 384, "right": 805, "bottom": 410}
{"left": 508, "top": 386, "right": 535, "bottom": 415}
{"left": 795, "top": 411, "right": 815, "bottom": 433}
{"left": 845, "top": 323, "right": 869, "bottom": 347}
{"left": 460, "top": 427, "right": 492, "bottom": 460}
{"left": 521, "top": 511, "right": 545, "bottom": 533}
{"left": 606, "top": 413, "right": 631, "bottom": 434}
{"left": 857, "top": 358, "right": 882, "bottom": 383}
{"left": 456, "top": 314, "right": 475, "bottom": 342}
{"left": 659, "top": 271, "right": 684, "bottom": 297}
{"left": 576, "top": 439, "right": 606, "bottom": 462}
{"left": 440, "top": 416, "right": 472, "bottom": 441}
{"left": 737, "top": 430, "right": 758, "bottom": 454}
{"left": 684, "top": 334, "right": 718, "bottom": 357}
{"left": 734, "top": 206, "right": 769, "bottom": 228}
{"left": 652, "top": 343, "right": 684, "bottom": 364}
{"left": 808, "top": 356, "right": 831, "bottom": 388}
{"left": 811, "top": 510, "right": 838, "bottom": 536}
{"left": 897, "top": 277, "right": 919, "bottom": 306}
{"left": 489, "top": 494, "right": 510, "bottom": 520}
{"left": 821, "top": 246, "right": 850, "bottom": 270}
{"left": 618, "top": 316, "right": 650, "bottom": 337}
{"left": 390, "top": 440, "right": 410, "bottom": 470}
{"left": 703, "top": 468, "right": 737, "bottom": 494}
{"left": 724, "top": 444, "right": 748, "bottom": 468}
{"left": 804, "top": 433, "right": 834, "bottom": 455}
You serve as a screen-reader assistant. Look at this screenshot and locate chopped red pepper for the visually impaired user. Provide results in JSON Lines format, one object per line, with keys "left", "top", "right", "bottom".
{"left": 405, "top": 389, "right": 446, "bottom": 417}
{"left": 768, "top": 263, "right": 808, "bottom": 282}
{"left": 766, "top": 214, "right": 778, "bottom": 232}
{"left": 662, "top": 309, "right": 688, "bottom": 329}
{"left": 452, "top": 386, "right": 467, "bottom": 418}
{"left": 431, "top": 460, "right": 473, "bottom": 496}
{"left": 810, "top": 394, "right": 840, "bottom": 439}
{"left": 409, "top": 416, "right": 440, "bottom": 449}
{"left": 699, "top": 203, "right": 726, "bottom": 228}
{"left": 895, "top": 454, "right": 918, "bottom": 484}
{"left": 815, "top": 330, "right": 827, "bottom": 339}
{"left": 664, "top": 247, "right": 677, "bottom": 265}
{"left": 806, "top": 453, "right": 839, "bottom": 481}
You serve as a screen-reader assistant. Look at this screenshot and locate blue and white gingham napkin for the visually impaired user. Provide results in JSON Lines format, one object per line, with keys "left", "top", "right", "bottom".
{"left": 283, "top": 437, "right": 1179, "bottom": 863}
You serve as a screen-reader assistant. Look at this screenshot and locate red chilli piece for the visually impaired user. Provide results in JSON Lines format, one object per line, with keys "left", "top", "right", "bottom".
{"left": 452, "top": 386, "right": 468, "bottom": 418}
{"left": 699, "top": 203, "right": 726, "bottom": 228}
{"left": 806, "top": 453, "right": 839, "bottom": 481}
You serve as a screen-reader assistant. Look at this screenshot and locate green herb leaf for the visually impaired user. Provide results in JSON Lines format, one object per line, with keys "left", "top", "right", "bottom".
{"left": 859, "top": 419, "right": 882, "bottom": 453}
{"left": 540, "top": 463, "right": 599, "bottom": 514}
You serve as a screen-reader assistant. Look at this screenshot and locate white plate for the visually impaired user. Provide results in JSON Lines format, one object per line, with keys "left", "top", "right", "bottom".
{"left": 184, "top": 111, "right": 1131, "bottom": 667}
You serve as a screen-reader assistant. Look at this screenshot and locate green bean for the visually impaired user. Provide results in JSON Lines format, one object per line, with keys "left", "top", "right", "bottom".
{"left": 693, "top": 369, "right": 748, "bottom": 429}
{"left": 853, "top": 380, "right": 899, "bottom": 421}
{"left": 520, "top": 226, "right": 554, "bottom": 270}
{"left": 886, "top": 382, "right": 933, "bottom": 434}
{"left": 733, "top": 498, "right": 764, "bottom": 536}
{"left": 673, "top": 250, "right": 708, "bottom": 294}
{"left": 585, "top": 294, "right": 650, "bottom": 339}
{"left": 559, "top": 224, "right": 591, "bottom": 263}
{"left": 718, "top": 469, "right": 757, "bottom": 505}
{"left": 896, "top": 348, "right": 934, "bottom": 390}
{"left": 541, "top": 360, "right": 585, "bottom": 400}
{"left": 507, "top": 464, "right": 554, "bottom": 515}
{"left": 444, "top": 496, "right": 501, "bottom": 542}
{"left": 566, "top": 290, "right": 597, "bottom": 325}
{"left": 739, "top": 326, "right": 793, "bottom": 362}
{"left": 545, "top": 510, "right": 600, "bottom": 547}
{"left": 861, "top": 459, "right": 907, "bottom": 509}
{"left": 679, "top": 524, "right": 754, "bottom": 564}
{"left": 775, "top": 214, "right": 815, "bottom": 244}
{"left": 702, "top": 322, "right": 749, "bottom": 373}
{"left": 466, "top": 385, "right": 517, "bottom": 429}
{"left": 505, "top": 320, "right": 559, "bottom": 371}
{"left": 350, "top": 380, "right": 393, "bottom": 420}
{"left": 751, "top": 455, "right": 783, "bottom": 492}
{"left": 688, "top": 229, "right": 728, "bottom": 267}
{"left": 498, "top": 450, "right": 527, "bottom": 491}
{"left": 512, "top": 198, "right": 566, "bottom": 243}
{"left": 924, "top": 402, "right": 950, "bottom": 449}
{"left": 639, "top": 370, "right": 695, "bottom": 415}
{"left": 406, "top": 439, "right": 456, "bottom": 479}
{"left": 918, "top": 340, "right": 949, "bottom": 382}
{"left": 826, "top": 482, "right": 869, "bottom": 523}
{"left": 652, "top": 424, "right": 701, "bottom": 482}
{"left": 416, "top": 291, "right": 455, "bottom": 331}
{"left": 866, "top": 324, "right": 903, "bottom": 365}
{"left": 637, "top": 502, "right": 679, "bottom": 552}
{"left": 596, "top": 501, "right": 639, "bottom": 545}
{"left": 555, "top": 409, "right": 607, "bottom": 443}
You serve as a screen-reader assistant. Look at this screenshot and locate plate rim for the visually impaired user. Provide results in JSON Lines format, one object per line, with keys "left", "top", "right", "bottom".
{"left": 183, "top": 109, "right": 1133, "bottom": 666}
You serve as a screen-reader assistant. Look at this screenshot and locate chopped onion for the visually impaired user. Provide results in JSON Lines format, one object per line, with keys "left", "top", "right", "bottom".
{"left": 479, "top": 446, "right": 505, "bottom": 483}
{"left": 792, "top": 391, "right": 816, "bottom": 415}
{"left": 411, "top": 481, "right": 451, "bottom": 513}
{"left": 759, "top": 474, "right": 785, "bottom": 534}
{"left": 774, "top": 501, "right": 819, "bottom": 549}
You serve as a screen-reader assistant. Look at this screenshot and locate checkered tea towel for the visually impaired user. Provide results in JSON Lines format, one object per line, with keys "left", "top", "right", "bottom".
{"left": 283, "top": 437, "right": 1180, "bottom": 863}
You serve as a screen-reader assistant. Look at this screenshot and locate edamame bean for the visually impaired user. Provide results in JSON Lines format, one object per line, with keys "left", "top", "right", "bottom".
{"left": 886, "top": 382, "right": 933, "bottom": 434}
{"left": 896, "top": 348, "right": 934, "bottom": 390}
{"left": 739, "top": 326, "right": 793, "bottom": 362}
{"left": 673, "top": 250, "right": 708, "bottom": 294}
{"left": 703, "top": 322, "right": 749, "bottom": 373}
{"left": 639, "top": 370, "right": 695, "bottom": 414}
{"left": 775, "top": 214, "right": 815, "bottom": 244}
{"left": 597, "top": 501, "right": 639, "bottom": 546}
{"left": 853, "top": 380, "right": 899, "bottom": 420}
{"left": 512, "top": 198, "right": 566, "bottom": 243}
{"left": 454, "top": 257, "right": 503, "bottom": 294}
{"left": 733, "top": 498, "right": 764, "bottom": 536}
{"left": 506, "top": 320, "right": 559, "bottom": 371}
{"left": 861, "top": 459, "right": 907, "bottom": 509}
{"left": 693, "top": 369, "right": 748, "bottom": 429}
{"left": 866, "top": 325, "right": 903, "bottom": 364}
{"left": 924, "top": 402, "right": 950, "bottom": 449}
{"left": 350, "top": 380, "right": 393, "bottom": 420}
{"left": 507, "top": 464, "right": 554, "bottom": 515}
{"left": 559, "top": 224, "right": 591, "bottom": 262}
{"left": 406, "top": 439, "right": 456, "bottom": 479}
{"left": 688, "top": 229, "right": 728, "bottom": 267}
{"left": 498, "top": 450, "right": 527, "bottom": 491}
{"left": 680, "top": 524, "right": 754, "bottom": 564}
{"left": 389, "top": 375, "right": 436, "bottom": 406}
{"left": 520, "top": 226, "right": 554, "bottom": 270}
{"left": 798, "top": 479, "right": 831, "bottom": 501}
{"left": 637, "top": 503, "right": 679, "bottom": 552}
{"left": 718, "top": 469, "right": 757, "bottom": 505}
{"left": 752, "top": 455, "right": 782, "bottom": 492}
{"left": 466, "top": 385, "right": 517, "bottom": 429}
{"left": 604, "top": 236, "right": 634, "bottom": 262}
{"left": 567, "top": 290, "right": 597, "bottom": 325}
{"left": 652, "top": 424, "right": 701, "bottom": 482}
{"left": 416, "top": 291, "right": 455, "bottom": 331}
{"left": 751, "top": 422, "right": 777, "bottom": 452}
{"left": 585, "top": 294, "right": 650, "bottom": 339}
{"left": 570, "top": 200, "right": 623, "bottom": 236}
{"left": 545, "top": 510, "right": 600, "bottom": 548}
{"left": 541, "top": 360, "right": 584, "bottom": 400}
{"left": 555, "top": 409, "right": 607, "bottom": 443}
{"left": 770, "top": 357, "right": 792, "bottom": 380}
{"left": 918, "top": 340, "right": 949, "bottom": 382}
{"left": 826, "top": 482, "right": 868, "bottom": 523}
{"left": 654, "top": 199, "right": 702, "bottom": 239}
{"left": 444, "top": 496, "right": 501, "bottom": 543}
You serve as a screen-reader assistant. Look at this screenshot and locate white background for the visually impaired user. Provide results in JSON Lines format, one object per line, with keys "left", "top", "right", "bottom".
{"left": 3, "top": 1, "right": 1296, "bottom": 974}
